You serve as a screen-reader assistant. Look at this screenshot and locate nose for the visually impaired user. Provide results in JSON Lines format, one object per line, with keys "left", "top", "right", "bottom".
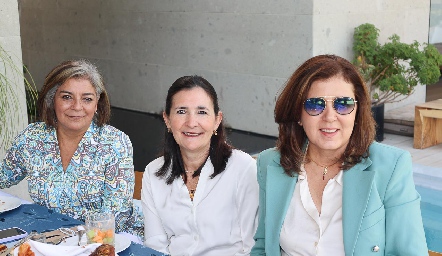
{"left": 71, "top": 98, "right": 83, "bottom": 110}
{"left": 185, "top": 113, "right": 198, "bottom": 127}
{"left": 321, "top": 100, "right": 337, "bottom": 122}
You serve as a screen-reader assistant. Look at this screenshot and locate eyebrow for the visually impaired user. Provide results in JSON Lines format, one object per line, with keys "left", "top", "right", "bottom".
{"left": 175, "top": 106, "right": 209, "bottom": 109}
{"left": 59, "top": 90, "right": 96, "bottom": 96}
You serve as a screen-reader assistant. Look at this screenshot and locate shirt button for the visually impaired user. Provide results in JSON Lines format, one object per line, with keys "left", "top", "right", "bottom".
{"left": 372, "top": 245, "right": 380, "bottom": 252}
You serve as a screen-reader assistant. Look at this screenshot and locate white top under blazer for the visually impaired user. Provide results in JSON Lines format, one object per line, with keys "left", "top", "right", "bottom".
{"left": 280, "top": 166, "right": 345, "bottom": 256}
{"left": 141, "top": 149, "right": 259, "bottom": 256}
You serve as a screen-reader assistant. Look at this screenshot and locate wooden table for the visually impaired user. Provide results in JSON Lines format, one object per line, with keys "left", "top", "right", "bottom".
{"left": 413, "top": 99, "right": 442, "bottom": 149}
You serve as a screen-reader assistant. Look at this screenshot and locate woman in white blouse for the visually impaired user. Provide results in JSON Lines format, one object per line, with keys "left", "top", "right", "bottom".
{"left": 141, "top": 75, "right": 259, "bottom": 256}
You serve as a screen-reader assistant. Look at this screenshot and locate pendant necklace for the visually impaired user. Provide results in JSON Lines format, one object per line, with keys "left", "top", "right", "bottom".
{"left": 184, "top": 171, "right": 198, "bottom": 201}
{"left": 310, "top": 158, "right": 340, "bottom": 180}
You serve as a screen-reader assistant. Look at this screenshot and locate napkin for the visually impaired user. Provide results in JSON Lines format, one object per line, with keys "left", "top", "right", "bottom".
{"left": 13, "top": 240, "right": 119, "bottom": 256}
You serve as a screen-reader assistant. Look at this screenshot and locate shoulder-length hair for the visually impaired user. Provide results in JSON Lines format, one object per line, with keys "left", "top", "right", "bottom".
{"left": 37, "top": 59, "right": 110, "bottom": 127}
{"left": 275, "top": 54, "right": 375, "bottom": 176}
{"left": 156, "top": 75, "right": 233, "bottom": 184}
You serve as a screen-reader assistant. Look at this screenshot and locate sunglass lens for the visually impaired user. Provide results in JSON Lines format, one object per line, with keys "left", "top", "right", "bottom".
{"left": 334, "top": 97, "right": 355, "bottom": 115}
{"left": 304, "top": 98, "right": 325, "bottom": 116}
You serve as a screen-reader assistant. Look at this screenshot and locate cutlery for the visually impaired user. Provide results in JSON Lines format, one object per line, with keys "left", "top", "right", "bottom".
{"left": 77, "top": 227, "right": 85, "bottom": 246}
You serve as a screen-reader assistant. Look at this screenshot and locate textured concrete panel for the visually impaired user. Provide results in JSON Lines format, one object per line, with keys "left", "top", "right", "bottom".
{"left": 105, "top": 60, "right": 163, "bottom": 113}
{"left": 18, "top": 0, "right": 433, "bottom": 136}
{"left": 0, "top": 1, "right": 27, "bottom": 162}
{"left": 0, "top": 1, "right": 21, "bottom": 37}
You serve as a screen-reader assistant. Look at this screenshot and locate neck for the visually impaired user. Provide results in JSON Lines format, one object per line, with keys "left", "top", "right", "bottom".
{"left": 56, "top": 127, "right": 87, "bottom": 144}
{"left": 181, "top": 150, "right": 209, "bottom": 172}
{"left": 306, "top": 145, "right": 345, "bottom": 167}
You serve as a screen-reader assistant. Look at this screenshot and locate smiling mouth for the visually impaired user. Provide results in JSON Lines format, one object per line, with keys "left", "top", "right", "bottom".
{"left": 320, "top": 128, "right": 338, "bottom": 133}
{"left": 183, "top": 132, "right": 203, "bottom": 137}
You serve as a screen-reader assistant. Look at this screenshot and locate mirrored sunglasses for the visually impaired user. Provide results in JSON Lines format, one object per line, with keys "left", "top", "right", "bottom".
{"left": 304, "top": 96, "right": 357, "bottom": 116}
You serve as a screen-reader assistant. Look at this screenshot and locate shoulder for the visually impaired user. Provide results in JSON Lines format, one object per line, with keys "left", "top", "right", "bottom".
{"left": 227, "top": 149, "right": 256, "bottom": 170}
{"left": 23, "top": 122, "right": 51, "bottom": 134}
{"left": 97, "top": 124, "right": 129, "bottom": 138}
{"left": 366, "top": 142, "right": 413, "bottom": 182}
{"left": 222, "top": 150, "right": 257, "bottom": 182}
{"left": 229, "top": 149, "right": 255, "bottom": 163}
{"left": 14, "top": 122, "right": 54, "bottom": 142}
{"left": 145, "top": 156, "right": 165, "bottom": 175}
{"left": 368, "top": 142, "right": 411, "bottom": 163}
{"left": 256, "top": 147, "right": 281, "bottom": 168}
{"left": 95, "top": 124, "right": 132, "bottom": 145}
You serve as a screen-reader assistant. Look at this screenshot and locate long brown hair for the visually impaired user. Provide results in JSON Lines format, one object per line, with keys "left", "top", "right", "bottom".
{"left": 275, "top": 54, "right": 375, "bottom": 176}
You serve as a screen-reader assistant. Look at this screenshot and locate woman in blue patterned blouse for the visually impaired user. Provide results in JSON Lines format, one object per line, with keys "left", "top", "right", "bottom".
{"left": 0, "top": 59, "right": 143, "bottom": 239}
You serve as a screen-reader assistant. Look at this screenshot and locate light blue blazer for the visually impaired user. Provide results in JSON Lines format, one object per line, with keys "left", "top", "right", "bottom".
{"left": 251, "top": 142, "right": 428, "bottom": 256}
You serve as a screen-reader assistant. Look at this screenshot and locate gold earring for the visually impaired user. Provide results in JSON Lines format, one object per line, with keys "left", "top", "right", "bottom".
{"left": 213, "top": 130, "right": 218, "bottom": 136}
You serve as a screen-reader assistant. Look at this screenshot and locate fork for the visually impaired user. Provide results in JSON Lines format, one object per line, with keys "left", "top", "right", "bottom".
{"left": 77, "top": 227, "right": 86, "bottom": 246}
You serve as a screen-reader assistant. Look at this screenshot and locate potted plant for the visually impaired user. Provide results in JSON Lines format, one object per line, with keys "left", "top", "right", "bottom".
{"left": 0, "top": 44, "right": 37, "bottom": 153}
{"left": 352, "top": 23, "right": 442, "bottom": 141}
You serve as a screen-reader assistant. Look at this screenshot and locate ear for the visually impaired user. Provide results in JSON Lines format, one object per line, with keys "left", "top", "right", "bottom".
{"left": 215, "top": 111, "right": 223, "bottom": 130}
{"left": 163, "top": 111, "right": 170, "bottom": 129}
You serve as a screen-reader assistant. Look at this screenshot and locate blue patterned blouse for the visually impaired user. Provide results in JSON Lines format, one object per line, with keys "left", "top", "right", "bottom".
{"left": 0, "top": 122, "right": 144, "bottom": 238}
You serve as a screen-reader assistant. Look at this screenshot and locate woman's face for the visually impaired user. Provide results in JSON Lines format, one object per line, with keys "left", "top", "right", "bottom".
{"left": 54, "top": 78, "right": 98, "bottom": 135}
{"left": 300, "top": 75, "right": 356, "bottom": 156}
{"left": 164, "top": 87, "right": 222, "bottom": 156}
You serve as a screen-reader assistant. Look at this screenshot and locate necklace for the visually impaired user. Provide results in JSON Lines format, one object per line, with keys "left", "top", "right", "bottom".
{"left": 309, "top": 157, "right": 340, "bottom": 180}
{"left": 183, "top": 174, "right": 199, "bottom": 201}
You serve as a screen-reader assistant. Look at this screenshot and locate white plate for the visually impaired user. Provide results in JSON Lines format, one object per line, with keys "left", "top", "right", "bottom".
{"left": 0, "top": 195, "right": 21, "bottom": 213}
{"left": 61, "top": 233, "right": 131, "bottom": 253}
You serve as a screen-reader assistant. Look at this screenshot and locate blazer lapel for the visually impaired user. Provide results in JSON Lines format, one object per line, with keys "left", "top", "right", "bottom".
{"left": 342, "top": 157, "right": 374, "bottom": 255}
{"left": 265, "top": 163, "right": 298, "bottom": 251}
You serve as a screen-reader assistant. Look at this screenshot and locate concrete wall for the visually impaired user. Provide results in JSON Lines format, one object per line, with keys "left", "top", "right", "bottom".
{"left": 0, "top": 1, "right": 27, "bottom": 156}
{"left": 18, "top": 0, "right": 431, "bottom": 136}
{"left": 311, "top": 0, "right": 430, "bottom": 111}
{"left": 0, "top": 0, "right": 32, "bottom": 201}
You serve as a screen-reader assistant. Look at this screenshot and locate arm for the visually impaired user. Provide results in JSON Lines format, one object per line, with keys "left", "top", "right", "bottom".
{"left": 384, "top": 151, "right": 428, "bottom": 255}
{"left": 101, "top": 133, "right": 143, "bottom": 237}
{"left": 250, "top": 154, "right": 267, "bottom": 256}
{"left": 0, "top": 132, "right": 28, "bottom": 189}
{"left": 141, "top": 162, "right": 170, "bottom": 254}
{"left": 235, "top": 157, "right": 259, "bottom": 255}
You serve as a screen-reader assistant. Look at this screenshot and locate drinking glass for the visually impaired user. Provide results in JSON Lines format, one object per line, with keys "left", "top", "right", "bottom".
{"left": 85, "top": 212, "right": 115, "bottom": 246}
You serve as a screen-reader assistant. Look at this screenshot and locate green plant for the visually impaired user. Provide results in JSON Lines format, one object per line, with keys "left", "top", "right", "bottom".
{"left": 0, "top": 44, "right": 37, "bottom": 152}
{"left": 353, "top": 23, "right": 442, "bottom": 106}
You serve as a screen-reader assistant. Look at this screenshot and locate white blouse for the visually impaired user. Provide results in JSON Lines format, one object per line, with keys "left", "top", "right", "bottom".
{"left": 280, "top": 166, "right": 345, "bottom": 256}
{"left": 141, "top": 149, "right": 259, "bottom": 256}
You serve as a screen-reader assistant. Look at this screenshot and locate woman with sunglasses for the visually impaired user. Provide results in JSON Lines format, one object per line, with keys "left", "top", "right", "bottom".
{"left": 251, "top": 54, "right": 427, "bottom": 255}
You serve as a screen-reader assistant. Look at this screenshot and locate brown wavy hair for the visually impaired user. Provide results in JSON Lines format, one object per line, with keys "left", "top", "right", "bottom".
{"left": 275, "top": 54, "right": 375, "bottom": 176}
{"left": 37, "top": 59, "right": 111, "bottom": 127}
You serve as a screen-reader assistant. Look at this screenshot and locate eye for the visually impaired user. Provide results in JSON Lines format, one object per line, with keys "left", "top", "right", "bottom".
{"left": 197, "top": 110, "right": 208, "bottom": 115}
{"left": 83, "top": 97, "right": 94, "bottom": 102}
{"left": 61, "top": 95, "right": 72, "bottom": 100}
{"left": 176, "top": 109, "right": 186, "bottom": 114}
